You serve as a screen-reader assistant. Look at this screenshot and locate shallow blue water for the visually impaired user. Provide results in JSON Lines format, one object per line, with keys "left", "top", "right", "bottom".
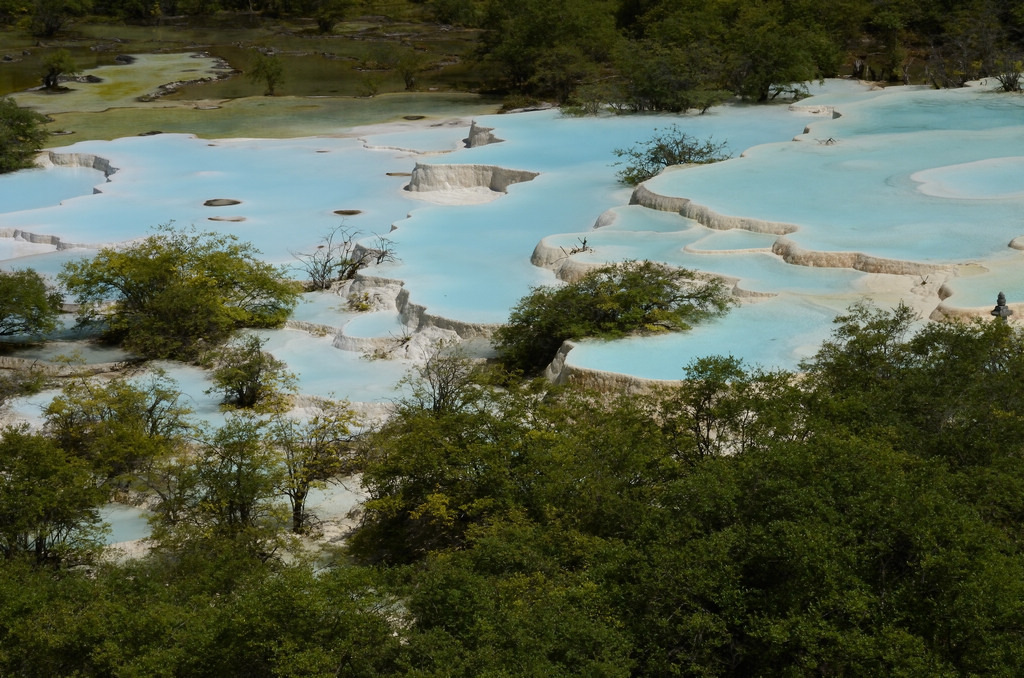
{"left": 3, "top": 78, "right": 1023, "bottom": 383}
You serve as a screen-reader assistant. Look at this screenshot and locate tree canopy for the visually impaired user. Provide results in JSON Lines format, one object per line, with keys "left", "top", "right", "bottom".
{"left": 3, "top": 305, "right": 1024, "bottom": 673}
{"left": 0, "top": 98, "right": 49, "bottom": 174}
{"left": 613, "top": 124, "right": 731, "bottom": 185}
{"left": 494, "top": 260, "right": 732, "bottom": 374}
{"left": 59, "top": 226, "right": 301, "bottom": 360}
{"left": 40, "top": 49, "right": 80, "bottom": 89}
{"left": 0, "top": 268, "right": 62, "bottom": 337}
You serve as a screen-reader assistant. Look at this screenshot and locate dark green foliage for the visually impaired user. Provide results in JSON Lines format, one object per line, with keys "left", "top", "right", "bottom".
{"left": 430, "top": 0, "right": 481, "bottom": 26}
{"left": 28, "top": 0, "right": 91, "bottom": 37}
{"left": 472, "top": 0, "right": 1024, "bottom": 104}
{"left": 659, "top": 355, "right": 807, "bottom": 462}
{"left": 620, "top": 433, "right": 1024, "bottom": 676}
{"left": 396, "top": 343, "right": 484, "bottom": 415}
{"left": 8, "top": 301, "right": 1024, "bottom": 673}
{"left": 269, "top": 399, "right": 359, "bottom": 533}
{"left": 43, "top": 371, "right": 193, "bottom": 488}
{"left": 803, "top": 302, "right": 1024, "bottom": 469}
{"left": 494, "top": 260, "right": 732, "bottom": 374}
{"left": 613, "top": 124, "right": 731, "bottom": 185}
{"left": 0, "top": 98, "right": 50, "bottom": 174}
{"left": 0, "top": 425, "right": 105, "bottom": 566}
{"left": 724, "top": 2, "right": 832, "bottom": 102}
{"left": 0, "top": 556, "right": 403, "bottom": 676}
{"left": 40, "top": 48, "right": 79, "bottom": 88}
{"left": 245, "top": 50, "right": 284, "bottom": 95}
{"left": 203, "top": 334, "right": 295, "bottom": 411}
{"left": 613, "top": 41, "right": 732, "bottom": 113}
{"left": 353, "top": 377, "right": 683, "bottom": 564}
{"left": 0, "top": 268, "right": 62, "bottom": 337}
{"left": 149, "top": 414, "right": 286, "bottom": 557}
{"left": 400, "top": 521, "right": 635, "bottom": 677}
{"left": 478, "top": 0, "right": 620, "bottom": 92}
{"left": 59, "top": 225, "right": 300, "bottom": 360}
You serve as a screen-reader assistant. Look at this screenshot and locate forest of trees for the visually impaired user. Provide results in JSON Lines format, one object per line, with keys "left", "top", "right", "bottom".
{"left": 3, "top": 301, "right": 1024, "bottom": 674}
{"left": 2, "top": 0, "right": 1023, "bottom": 105}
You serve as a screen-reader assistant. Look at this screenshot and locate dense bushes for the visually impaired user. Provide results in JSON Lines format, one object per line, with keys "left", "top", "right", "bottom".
{"left": 0, "top": 268, "right": 62, "bottom": 337}
{"left": 5, "top": 305, "right": 1024, "bottom": 673}
{"left": 0, "top": 97, "right": 49, "bottom": 174}
{"left": 494, "top": 260, "right": 732, "bottom": 374}
{"left": 613, "top": 124, "right": 731, "bottom": 185}
{"left": 59, "top": 225, "right": 300, "bottom": 360}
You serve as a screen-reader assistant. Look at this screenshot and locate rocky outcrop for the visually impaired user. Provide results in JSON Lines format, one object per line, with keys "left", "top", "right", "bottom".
{"left": 630, "top": 184, "right": 799, "bottom": 236}
{"left": 790, "top": 104, "right": 842, "bottom": 119}
{"left": 631, "top": 180, "right": 954, "bottom": 277}
{"left": 544, "top": 340, "right": 682, "bottom": 393}
{"left": 39, "top": 151, "right": 118, "bottom": 182}
{"left": 929, "top": 280, "right": 1024, "bottom": 321}
{"left": 1, "top": 153, "right": 119, "bottom": 250}
{"left": 343, "top": 273, "right": 499, "bottom": 342}
{"left": 929, "top": 300, "right": 1024, "bottom": 322}
{"left": 395, "top": 286, "right": 498, "bottom": 340}
{"left": 405, "top": 163, "right": 538, "bottom": 194}
{"left": 772, "top": 237, "right": 950, "bottom": 275}
{"left": 285, "top": 320, "right": 339, "bottom": 336}
{"left": 529, "top": 237, "right": 602, "bottom": 279}
{"left": 463, "top": 121, "right": 504, "bottom": 148}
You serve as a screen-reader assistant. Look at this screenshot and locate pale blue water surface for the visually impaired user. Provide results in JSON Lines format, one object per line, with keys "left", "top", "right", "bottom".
{"left": 3, "top": 77, "right": 1023, "bottom": 394}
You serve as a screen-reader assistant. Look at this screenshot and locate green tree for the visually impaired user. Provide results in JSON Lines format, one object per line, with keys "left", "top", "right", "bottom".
{"left": 0, "top": 555, "right": 404, "bottom": 676}
{"left": 0, "top": 425, "right": 105, "bottom": 566}
{"left": 270, "top": 399, "right": 359, "bottom": 534}
{"left": 725, "top": 4, "right": 833, "bottom": 102}
{"left": 494, "top": 260, "right": 732, "bottom": 374}
{"left": 0, "top": 97, "right": 50, "bottom": 174}
{"left": 59, "top": 225, "right": 300, "bottom": 360}
{"left": 28, "top": 0, "right": 90, "bottom": 37}
{"left": 40, "top": 48, "right": 80, "bottom": 88}
{"left": 195, "top": 415, "right": 285, "bottom": 549}
{"left": 151, "top": 414, "right": 286, "bottom": 557}
{"left": 397, "top": 342, "right": 484, "bottom": 415}
{"left": 478, "top": 0, "right": 619, "bottom": 94}
{"left": 0, "top": 268, "right": 62, "bottom": 337}
{"left": 246, "top": 50, "right": 284, "bottom": 96}
{"left": 43, "top": 371, "right": 193, "bottom": 490}
{"left": 353, "top": 381, "right": 674, "bottom": 564}
{"left": 529, "top": 45, "right": 598, "bottom": 104}
{"left": 803, "top": 302, "right": 1024, "bottom": 469}
{"left": 353, "top": 385, "right": 542, "bottom": 564}
{"left": 203, "top": 334, "right": 295, "bottom": 412}
{"left": 430, "top": 0, "right": 481, "bottom": 26}
{"left": 659, "top": 355, "right": 806, "bottom": 463}
{"left": 312, "top": 0, "right": 355, "bottom": 33}
{"left": 401, "top": 520, "right": 634, "bottom": 676}
{"left": 613, "top": 124, "right": 731, "bottom": 185}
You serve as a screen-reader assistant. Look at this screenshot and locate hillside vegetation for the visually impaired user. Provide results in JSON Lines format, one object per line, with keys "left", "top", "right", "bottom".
{"left": 2, "top": 0, "right": 1022, "bottom": 103}
{"left": 4, "top": 304, "right": 1024, "bottom": 674}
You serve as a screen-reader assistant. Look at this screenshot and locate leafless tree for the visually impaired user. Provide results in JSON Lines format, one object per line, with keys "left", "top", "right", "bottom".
{"left": 293, "top": 224, "right": 395, "bottom": 291}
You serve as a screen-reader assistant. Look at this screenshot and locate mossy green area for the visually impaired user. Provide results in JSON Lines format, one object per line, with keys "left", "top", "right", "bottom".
{"left": 44, "top": 91, "right": 498, "bottom": 141}
{"left": 0, "top": 12, "right": 494, "bottom": 141}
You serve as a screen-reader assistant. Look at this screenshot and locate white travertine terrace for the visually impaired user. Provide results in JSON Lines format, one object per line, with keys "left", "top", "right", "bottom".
{"left": 544, "top": 341, "right": 684, "bottom": 392}
{"left": 38, "top": 151, "right": 118, "bottom": 179}
{"left": 405, "top": 162, "right": 539, "bottom": 194}
{"left": 630, "top": 181, "right": 799, "bottom": 236}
